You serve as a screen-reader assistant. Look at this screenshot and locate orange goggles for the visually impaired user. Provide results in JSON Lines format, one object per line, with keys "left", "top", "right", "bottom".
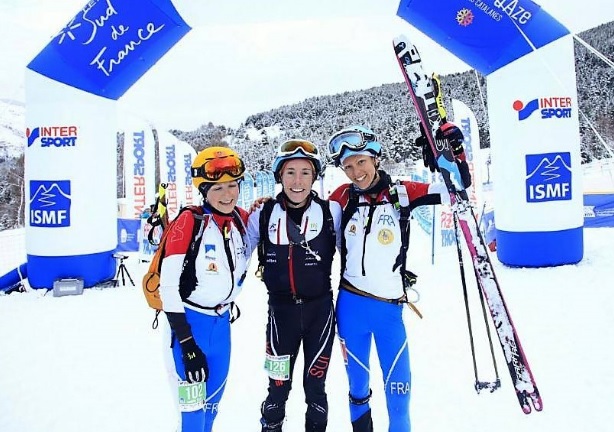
{"left": 279, "top": 139, "right": 319, "bottom": 156}
{"left": 192, "top": 155, "right": 245, "bottom": 181}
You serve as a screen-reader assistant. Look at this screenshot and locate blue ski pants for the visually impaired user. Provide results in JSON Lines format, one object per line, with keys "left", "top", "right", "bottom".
{"left": 336, "top": 289, "right": 412, "bottom": 432}
{"left": 169, "top": 308, "right": 232, "bottom": 432}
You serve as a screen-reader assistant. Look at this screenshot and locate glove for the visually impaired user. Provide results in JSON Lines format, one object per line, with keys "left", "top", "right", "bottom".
{"left": 180, "top": 337, "right": 209, "bottom": 383}
{"left": 415, "top": 133, "right": 438, "bottom": 173}
{"left": 437, "top": 122, "right": 465, "bottom": 159}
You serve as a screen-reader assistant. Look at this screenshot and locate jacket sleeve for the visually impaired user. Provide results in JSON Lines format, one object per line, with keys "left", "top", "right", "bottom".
{"left": 246, "top": 206, "right": 262, "bottom": 258}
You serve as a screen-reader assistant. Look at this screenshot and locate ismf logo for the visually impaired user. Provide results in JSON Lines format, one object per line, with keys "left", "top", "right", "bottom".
{"left": 26, "top": 126, "right": 78, "bottom": 148}
{"left": 513, "top": 97, "right": 572, "bottom": 121}
{"left": 526, "top": 153, "right": 572, "bottom": 203}
{"left": 30, "top": 180, "right": 72, "bottom": 227}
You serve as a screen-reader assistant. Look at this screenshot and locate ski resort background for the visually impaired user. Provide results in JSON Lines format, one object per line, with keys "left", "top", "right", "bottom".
{"left": 11, "top": 0, "right": 614, "bottom": 290}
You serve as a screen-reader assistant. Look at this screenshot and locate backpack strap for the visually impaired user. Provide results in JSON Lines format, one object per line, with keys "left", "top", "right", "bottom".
{"left": 256, "top": 199, "right": 277, "bottom": 280}
{"left": 389, "top": 182, "right": 420, "bottom": 296}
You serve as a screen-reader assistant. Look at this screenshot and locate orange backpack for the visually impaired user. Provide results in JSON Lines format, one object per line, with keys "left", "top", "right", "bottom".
{"left": 142, "top": 206, "right": 206, "bottom": 326}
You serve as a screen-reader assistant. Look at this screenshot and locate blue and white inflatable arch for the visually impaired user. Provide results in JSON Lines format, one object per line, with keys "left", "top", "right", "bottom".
{"left": 397, "top": 0, "right": 584, "bottom": 267}
{"left": 25, "top": 0, "right": 200, "bottom": 288}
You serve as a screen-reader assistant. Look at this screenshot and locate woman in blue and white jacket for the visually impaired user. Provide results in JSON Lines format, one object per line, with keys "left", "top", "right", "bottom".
{"left": 159, "top": 146, "right": 251, "bottom": 432}
{"left": 327, "top": 124, "right": 470, "bottom": 432}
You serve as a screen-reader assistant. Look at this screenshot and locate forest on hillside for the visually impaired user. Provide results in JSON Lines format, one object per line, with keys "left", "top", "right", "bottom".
{"left": 1, "top": 22, "right": 613, "bottom": 230}
{"left": 172, "top": 21, "right": 614, "bottom": 173}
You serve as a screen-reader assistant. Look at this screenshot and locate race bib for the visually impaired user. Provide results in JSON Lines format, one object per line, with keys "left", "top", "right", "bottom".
{"left": 178, "top": 380, "right": 205, "bottom": 412}
{"left": 264, "top": 353, "right": 291, "bottom": 380}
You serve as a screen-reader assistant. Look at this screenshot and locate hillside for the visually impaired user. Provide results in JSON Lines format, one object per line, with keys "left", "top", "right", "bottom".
{"left": 1, "top": 22, "right": 613, "bottom": 230}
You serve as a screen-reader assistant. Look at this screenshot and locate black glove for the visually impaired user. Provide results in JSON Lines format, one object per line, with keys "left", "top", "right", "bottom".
{"left": 415, "top": 134, "right": 438, "bottom": 173}
{"left": 180, "top": 337, "right": 209, "bottom": 383}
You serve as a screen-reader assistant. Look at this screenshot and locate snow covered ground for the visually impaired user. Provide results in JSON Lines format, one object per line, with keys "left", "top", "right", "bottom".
{"left": 1, "top": 224, "right": 613, "bottom": 432}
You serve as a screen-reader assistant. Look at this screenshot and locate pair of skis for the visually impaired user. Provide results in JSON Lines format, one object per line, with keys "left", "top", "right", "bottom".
{"left": 392, "top": 34, "right": 542, "bottom": 415}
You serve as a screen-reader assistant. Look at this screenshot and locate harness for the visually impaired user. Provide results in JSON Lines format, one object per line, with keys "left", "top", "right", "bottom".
{"left": 181, "top": 208, "right": 247, "bottom": 323}
{"left": 340, "top": 181, "right": 438, "bottom": 310}
{"left": 256, "top": 192, "right": 335, "bottom": 286}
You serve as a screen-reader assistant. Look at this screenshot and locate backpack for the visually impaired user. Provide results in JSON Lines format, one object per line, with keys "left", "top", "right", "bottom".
{"left": 142, "top": 205, "right": 206, "bottom": 328}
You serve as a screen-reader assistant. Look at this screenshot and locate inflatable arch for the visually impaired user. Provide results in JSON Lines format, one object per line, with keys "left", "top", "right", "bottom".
{"left": 397, "top": 0, "right": 584, "bottom": 267}
{"left": 25, "top": 0, "right": 204, "bottom": 288}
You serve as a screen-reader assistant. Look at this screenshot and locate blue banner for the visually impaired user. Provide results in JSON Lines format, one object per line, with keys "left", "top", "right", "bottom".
{"left": 117, "top": 218, "right": 140, "bottom": 251}
{"left": 584, "top": 193, "right": 614, "bottom": 228}
{"left": 28, "top": 0, "right": 191, "bottom": 99}
{"left": 255, "top": 171, "right": 265, "bottom": 198}
{"left": 397, "top": 0, "right": 569, "bottom": 74}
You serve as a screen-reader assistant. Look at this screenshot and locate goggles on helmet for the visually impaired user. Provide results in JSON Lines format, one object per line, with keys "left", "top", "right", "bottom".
{"left": 191, "top": 155, "right": 245, "bottom": 182}
{"left": 278, "top": 139, "right": 319, "bottom": 157}
{"left": 328, "top": 130, "right": 378, "bottom": 160}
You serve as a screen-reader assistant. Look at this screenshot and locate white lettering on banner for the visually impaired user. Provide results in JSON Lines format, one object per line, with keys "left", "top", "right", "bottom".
{"left": 80, "top": 0, "right": 165, "bottom": 77}
{"left": 30, "top": 210, "right": 68, "bottom": 225}
{"left": 82, "top": 0, "right": 118, "bottom": 44}
{"left": 468, "top": 0, "right": 503, "bottom": 22}
{"left": 493, "top": 0, "right": 532, "bottom": 24}
{"left": 90, "top": 23, "right": 165, "bottom": 77}
{"left": 528, "top": 183, "right": 571, "bottom": 200}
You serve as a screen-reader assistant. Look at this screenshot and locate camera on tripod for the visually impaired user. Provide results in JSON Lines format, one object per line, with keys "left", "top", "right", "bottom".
{"left": 112, "top": 253, "right": 134, "bottom": 287}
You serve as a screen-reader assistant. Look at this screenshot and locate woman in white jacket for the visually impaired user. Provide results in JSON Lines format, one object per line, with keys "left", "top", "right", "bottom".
{"left": 159, "top": 146, "right": 251, "bottom": 432}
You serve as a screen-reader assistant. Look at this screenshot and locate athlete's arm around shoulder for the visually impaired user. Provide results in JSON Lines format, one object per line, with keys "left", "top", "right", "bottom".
{"left": 328, "top": 183, "right": 351, "bottom": 251}
{"left": 246, "top": 205, "right": 263, "bottom": 257}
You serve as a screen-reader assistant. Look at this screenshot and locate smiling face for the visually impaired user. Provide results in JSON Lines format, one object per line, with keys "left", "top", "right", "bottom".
{"left": 340, "top": 153, "right": 378, "bottom": 190}
{"left": 280, "top": 158, "right": 315, "bottom": 207}
{"left": 205, "top": 180, "right": 240, "bottom": 214}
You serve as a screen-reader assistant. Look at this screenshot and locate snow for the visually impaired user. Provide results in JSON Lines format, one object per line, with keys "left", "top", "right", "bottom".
{"left": 1, "top": 224, "right": 613, "bottom": 432}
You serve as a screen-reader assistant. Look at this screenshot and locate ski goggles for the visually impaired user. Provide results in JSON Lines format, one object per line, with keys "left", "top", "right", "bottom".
{"left": 192, "top": 155, "right": 245, "bottom": 182}
{"left": 328, "top": 130, "right": 377, "bottom": 160}
{"left": 278, "top": 139, "right": 319, "bottom": 157}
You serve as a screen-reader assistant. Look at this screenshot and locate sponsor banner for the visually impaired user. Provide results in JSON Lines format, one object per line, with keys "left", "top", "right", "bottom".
{"left": 25, "top": 73, "right": 117, "bottom": 256}
{"left": 27, "top": 0, "right": 191, "bottom": 100}
{"left": 157, "top": 131, "right": 179, "bottom": 220}
{"left": 176, "top": 140, "right": 198, "bottom": 207}
{"left": 488, "top": 36, "right": 583, "bottom": 265}
{"left": 116, "top": 218, "right": 140, "bottom": 252}
{"left": 123, "top": 119, "right": 156, "bottom": 219}
{"left": 238, "top": 172, "right": 255, "bottom": 211}
{"left": 488, "top": 36, "right": 583, "bottom": 232}
{"left": 451, "top": 98, "right": 481, "bottom": 207}
{"left": 397, "top": 0, "right": 569, "bottom": 75}
{"left": 255, "top": 171, "right": 266, "bottom": 198}
{"left": 584, "top": 193, "right": 614, "bottom": 228}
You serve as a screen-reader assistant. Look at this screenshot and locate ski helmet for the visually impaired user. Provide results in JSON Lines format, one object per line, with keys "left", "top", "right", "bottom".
{"left": 272, "top": 139, "right": 322, "bottom": 183}
{"left": 191, "top": 146, "right": 245, "bottom": 194}
{"left": 327, "top": 125, "right": 381, "bottom": 166}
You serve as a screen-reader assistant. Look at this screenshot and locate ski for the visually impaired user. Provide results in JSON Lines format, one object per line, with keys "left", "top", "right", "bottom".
{"left": 392, "top": 34, "right": 542, "bottom": 414}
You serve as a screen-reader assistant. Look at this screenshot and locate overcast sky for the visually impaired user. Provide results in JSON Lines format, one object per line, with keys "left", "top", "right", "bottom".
{"left": 0, "top": 0, "right": 613, "bottom": 130}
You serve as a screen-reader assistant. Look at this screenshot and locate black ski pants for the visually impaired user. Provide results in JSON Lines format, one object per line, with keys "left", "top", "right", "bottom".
{"left": 261, "top": 292, "right": 335, "bottom": 430}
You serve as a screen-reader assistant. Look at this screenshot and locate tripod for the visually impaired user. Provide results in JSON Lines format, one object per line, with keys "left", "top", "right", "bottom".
{"left": 113, "top": 255, "right": 135, "bottom": 287}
